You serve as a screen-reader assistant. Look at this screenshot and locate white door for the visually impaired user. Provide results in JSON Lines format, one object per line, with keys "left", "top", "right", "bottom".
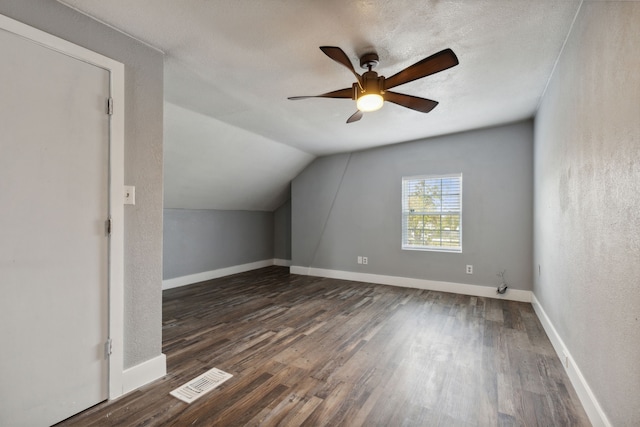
{"left": 0, "top": 23, "right": 110, "bottom": 427}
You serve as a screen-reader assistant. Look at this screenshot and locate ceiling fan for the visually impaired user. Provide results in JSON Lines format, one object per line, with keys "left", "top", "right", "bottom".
{"left": 289, "top": 46, "right": 459, "bottom": 123}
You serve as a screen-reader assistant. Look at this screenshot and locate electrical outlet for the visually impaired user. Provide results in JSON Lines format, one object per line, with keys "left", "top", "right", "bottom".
{"left": 357, "top": 256, "right": 363, "bottom": 264}
{"left": 362, "top": 257, "right": 368, "bottom": 265}
{"left": 466, "top": 265, "right": 473, "bottom": 274}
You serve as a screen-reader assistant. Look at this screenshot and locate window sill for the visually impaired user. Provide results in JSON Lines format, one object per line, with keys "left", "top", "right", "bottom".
{"left": 402, "top": 246, "right": 462, "bottom": 253}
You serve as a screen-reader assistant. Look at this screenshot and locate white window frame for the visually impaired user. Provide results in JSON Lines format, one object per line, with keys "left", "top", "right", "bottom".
{"left": 401, "top": 173, "right": 463, "bottom": 253}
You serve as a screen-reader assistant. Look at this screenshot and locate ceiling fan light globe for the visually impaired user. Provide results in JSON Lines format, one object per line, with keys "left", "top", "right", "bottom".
{"left": 357, "top": 94, "right": 384, "bottom": 112}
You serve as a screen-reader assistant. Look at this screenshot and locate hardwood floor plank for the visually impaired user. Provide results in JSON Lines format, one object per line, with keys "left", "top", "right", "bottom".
{"left": 247, "top": 375, "right": 320, "bottom": 427}
{"left": 56, "top": 266, "right": 590, "bottom": 426}
{"left": 280, "top": 395, "right": 324, "bottom": 426}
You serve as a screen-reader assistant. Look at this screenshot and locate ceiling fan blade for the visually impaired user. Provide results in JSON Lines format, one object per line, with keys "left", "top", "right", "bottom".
{"left": 288, "top": 87, "right": 353, "bottom": 100}
{"left": 384, "top": 48, "right": 459, "bottom": 90}
{"left": 384, "top": 91, "right": 439, "bottom": 113}
{"left": 346, "top": 110, "right": 363, "bottom": 123}
{"left": 320, "top": 46, "right": 363, "bottom": 88}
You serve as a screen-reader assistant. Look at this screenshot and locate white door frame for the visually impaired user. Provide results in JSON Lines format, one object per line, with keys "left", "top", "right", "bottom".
{"left": 0, "top": 14, "right": 126, "bottom": 400}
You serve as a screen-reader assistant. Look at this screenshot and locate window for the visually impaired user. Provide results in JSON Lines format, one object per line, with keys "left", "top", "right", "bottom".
{"left": 402, "top": 174, "right": 462, "bottom": 252}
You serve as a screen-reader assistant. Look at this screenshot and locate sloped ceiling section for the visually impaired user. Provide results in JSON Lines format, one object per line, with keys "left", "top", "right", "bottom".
{"left": 164, "top": 102, "right": 314, "bottom": 211}
{"left": 59, "top": 0, "right": 581, "bottom": 210}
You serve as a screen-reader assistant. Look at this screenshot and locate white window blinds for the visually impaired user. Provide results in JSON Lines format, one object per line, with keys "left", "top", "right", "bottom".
{"left": 402, "top": 174, "right": 462, "bottom": 252}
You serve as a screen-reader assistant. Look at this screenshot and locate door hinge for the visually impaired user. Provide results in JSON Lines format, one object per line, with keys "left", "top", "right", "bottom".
{"left": 105, "top": 338, "right": 113, "bottom": 358}
{"left": 107, "top": 97, "right": 114, "bottom": 115}
{"left": 106, "top": 216, "right": 112, "bottom": 236}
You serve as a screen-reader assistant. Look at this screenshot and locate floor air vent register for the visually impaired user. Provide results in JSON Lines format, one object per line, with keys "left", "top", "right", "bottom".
{"left": 170, "top": 367, "right": 233, "bottom": 404}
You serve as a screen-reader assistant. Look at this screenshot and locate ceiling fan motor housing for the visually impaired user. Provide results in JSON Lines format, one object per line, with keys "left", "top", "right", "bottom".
{"left": 353, "top": 71, "right": 385, "bottom": 100}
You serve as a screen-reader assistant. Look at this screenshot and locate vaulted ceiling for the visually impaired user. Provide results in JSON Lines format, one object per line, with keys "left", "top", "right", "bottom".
{"left": 60, "top": 0, "right": 582, "bottom": 211}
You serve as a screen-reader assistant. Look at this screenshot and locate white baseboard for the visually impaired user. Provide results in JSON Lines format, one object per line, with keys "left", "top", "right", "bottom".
{"left": 290, "top": 266, "right": 531, "bottom": 302}
{"left": 274, "top": 258, "right": 292, "bottom": 267}
{"left": 162, "top": 259, "right": 287, "bottom": 290}
{"left": 531, "top": 294, "right": 611, "bottom": 427}
{"left": 121, "top": 353, "right": 167, "bottom": 395}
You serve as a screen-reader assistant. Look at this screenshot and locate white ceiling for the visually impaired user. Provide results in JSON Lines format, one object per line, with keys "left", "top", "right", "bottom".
{"left": 60, "top": 0, "right": 582, "bottom": 211}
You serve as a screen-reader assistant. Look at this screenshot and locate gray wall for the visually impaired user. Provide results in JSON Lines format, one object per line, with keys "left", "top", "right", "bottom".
{"left": 274, "top": 199, "right": 292, "bottom": 260}
{"left": 534, "top": 2, "right": 640, "bottom": 425}
{"left": 0, "top": 1, "right": 164, "bottom": 369}
{"left": 292, "top": 121, "right": 533, "bottom": 290}
{"left": 163, "top": 209, "right": 274, "bottom": 280}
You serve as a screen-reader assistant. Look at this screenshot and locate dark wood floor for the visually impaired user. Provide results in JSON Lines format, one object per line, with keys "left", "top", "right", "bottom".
{"left": 59, "top": 266, "right": 590, "bottom": 426}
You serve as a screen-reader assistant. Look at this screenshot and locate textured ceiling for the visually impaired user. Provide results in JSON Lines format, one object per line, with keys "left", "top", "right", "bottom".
{"left": 60, "top": 0, "right": 582, "bottom": 210}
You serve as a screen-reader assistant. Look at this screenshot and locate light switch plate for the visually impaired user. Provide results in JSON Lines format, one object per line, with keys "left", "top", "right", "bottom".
{"left": 124, "top": 185, "right": 135, "bottom": 205}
